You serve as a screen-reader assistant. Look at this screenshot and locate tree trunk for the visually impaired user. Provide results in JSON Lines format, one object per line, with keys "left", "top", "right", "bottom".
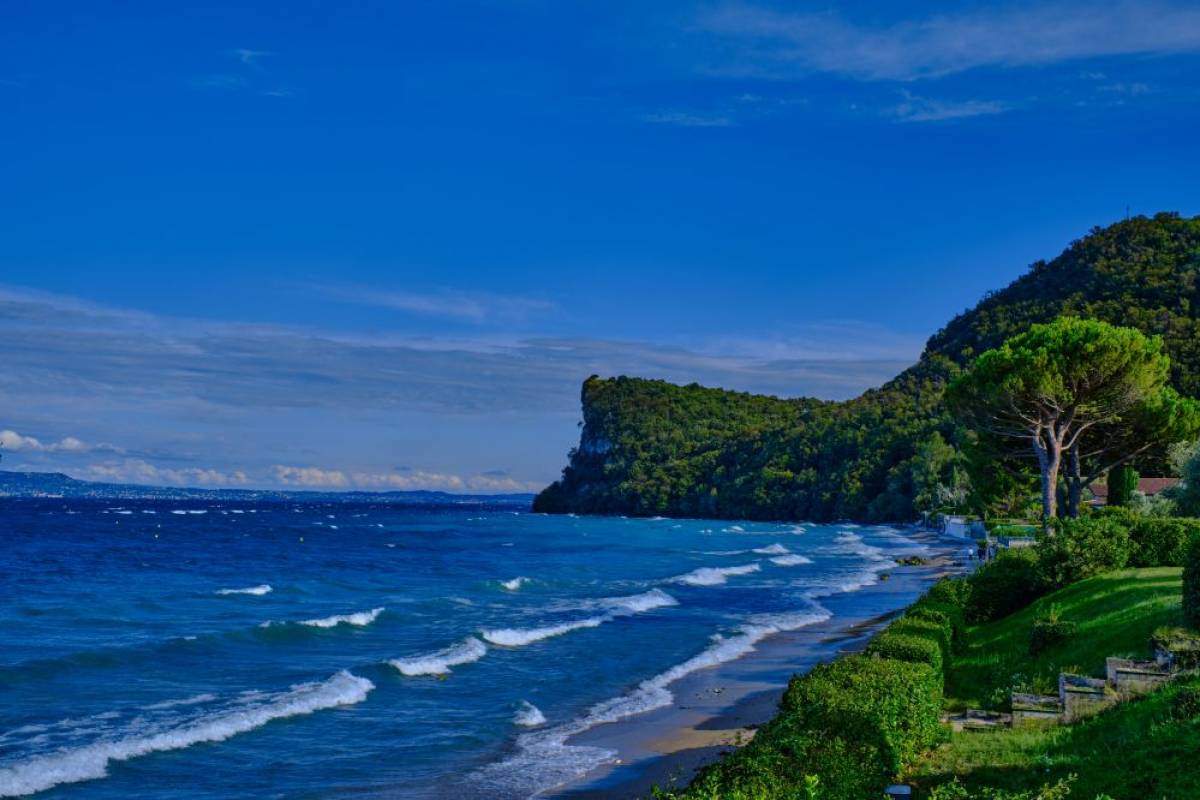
{"left": 1065, "top": 443, "right": 1083, "bottom": 518}
{"left": 1035, "top": 431, "right": 1061, "bottom": 522}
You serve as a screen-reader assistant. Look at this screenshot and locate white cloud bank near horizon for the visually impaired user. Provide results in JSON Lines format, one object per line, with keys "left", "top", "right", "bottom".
{"left": 0, "top": 284, "right": 923, "bottom": 492}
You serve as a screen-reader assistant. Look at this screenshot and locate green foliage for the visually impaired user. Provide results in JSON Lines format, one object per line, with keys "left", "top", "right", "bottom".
{"left": 907, "top": 602, "right": 965, "bottom": 646}
{"left": 782, "top": 656, "right": 943, "bottom": 780}
{"left": 886, "top": 617, "right": 952, "bottom": 666}
{"left": 1184, "top": 534, "right": 1200, "bottom": 628}
{"left": 1037, "top": 518, "right": 1132, "bottom": 588}
{"left": 1171, "top": 686, "right": 1200, "bottom": 718}
{"left": 964, "top": 549, "right": 1046, "bottom": 623}
{"left": 1127, "top": 517, "right": 1200, "bottom": 567}
{"left": 866, "top": 631, "right": 944, "bottom": 673}
{"left": 1028, "top": 606, "right": 1077, "bottom": 655}
{"left": 1106, "top": 465, "right": 1139, "bottom": 507}
{"left": 1151, "top": 626, "right": 1200, "bottom": 670}
{"left": 538, "top": 214, "right": 1200, "bottom": 523}
{"left": 1174, "top": 443, "right": 1200, "bottom": 517}
{"left": 928, "top": 777, "right": 1078, "bottom": 800}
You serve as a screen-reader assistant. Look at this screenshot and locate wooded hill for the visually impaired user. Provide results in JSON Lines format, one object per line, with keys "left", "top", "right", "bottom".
{"left": 534, "top": 213, "right": 1200, "bottom": 521}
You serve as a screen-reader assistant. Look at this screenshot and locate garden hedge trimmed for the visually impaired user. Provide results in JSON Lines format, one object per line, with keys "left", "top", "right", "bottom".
{"left": 866, "top": 631, "right": 944, "bottom": 673}
{"left": 1184, "top": 534, "right": 1200, "bottom": 629}
{"left": 782, "top": 655, "right": 943, "bottom": 780}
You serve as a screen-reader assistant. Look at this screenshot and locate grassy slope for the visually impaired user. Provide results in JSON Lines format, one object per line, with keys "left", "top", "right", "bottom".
{"left": 907, "top": 568, "right": 1199, "bottom": 799}
{"left": 945, "top": 568, "right": 1184, "bottom": 708}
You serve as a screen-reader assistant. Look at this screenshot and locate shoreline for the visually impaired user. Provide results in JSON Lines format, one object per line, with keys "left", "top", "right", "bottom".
{"left": 551, "top": 529, "right": 965, "bottom": 800}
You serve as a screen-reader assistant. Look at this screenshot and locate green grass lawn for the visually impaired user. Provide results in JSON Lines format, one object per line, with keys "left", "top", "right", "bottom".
{"left": 906, "top": 568, "right": 1200, "bottom": 799}
{"left": 945, "top": 568, "right": 1184, "bottom": 709}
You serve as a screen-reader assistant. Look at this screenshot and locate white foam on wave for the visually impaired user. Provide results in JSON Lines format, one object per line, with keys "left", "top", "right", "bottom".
{"left": 501, "top": 576, "right": 530, "bottom": 591}
{"left": 472, "top": 603, "right": 831, "bottom": 797}
{"left": 514, "top": 701, "right": 547, "bottom": 727}
{"left": 483, "top": 617, "right": 607, "bottom": 647}
{"left": 671, "top": 562, "right": 760, "bottom": 587}
{"left": 0, "top": 671, "right": 373, "bottom": 798}
{"left": 389, "top": 637, "right": 488, "bottom": 676}
{"left": 299, "top": 607, "right": 384, "bottom": 629}
{"left": 752, "top": 543, "right": 790, "bottom": 555}
{"left": 724, "top": 525, "right": 746, "bottom": 532}
{"left": 215, "top": 584, "right": 272, "bottom": 596}
{"left": 770, "top": 554, "right": 813, "bottom": 567}
{"left": 484, "top": 589, "right": 678, "bottom": 648}
{"left": 143, "top": 693, "right": 217, "bottom": 711}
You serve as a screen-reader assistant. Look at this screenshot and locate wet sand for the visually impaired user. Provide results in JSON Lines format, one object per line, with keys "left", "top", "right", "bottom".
{"left": 553, "top": 530, "right": 965, "bottom": 800}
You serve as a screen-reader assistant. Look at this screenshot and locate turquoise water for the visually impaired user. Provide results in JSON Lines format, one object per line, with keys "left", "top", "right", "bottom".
{"left": 0, "top": 499, "right": 931, "bottom": 799}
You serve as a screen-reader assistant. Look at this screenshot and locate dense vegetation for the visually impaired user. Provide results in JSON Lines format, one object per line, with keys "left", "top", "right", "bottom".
{"left": 536, "top": 213, "right": 1200, "bottom": 521}
{"left": 657, "top": 511, "right": 1200, "bottom": 799}
{"left": 910, "top": 569, "right": 1198, "bottom": 799}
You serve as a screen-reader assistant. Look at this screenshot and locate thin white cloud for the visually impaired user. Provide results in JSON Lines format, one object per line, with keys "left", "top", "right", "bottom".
{"left": 317, "top": 285, "right": 557, "bottom": 324}
{"left": 889, "top": 92, "right": 1010, "bottom": 123}
{"left": 694, "top": 2, "right": 1200, "bottom": 81}
{"left": 0, "top": 429, "right": 116, "bottom": 454}
{"left": 273, "top": 465, "right": 541, "bottom": 492}
{"left": 81, "top": 459, "right": 249, "bottom": 487}
{"left": 231, "top": 48, "right": 271, "bottom": 66}
{"left": 643, "top": 110, "right": 733, "bottom": 127}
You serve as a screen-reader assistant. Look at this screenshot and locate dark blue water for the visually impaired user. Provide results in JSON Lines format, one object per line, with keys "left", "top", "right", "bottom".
{"left": 0, "top": 499, "right": 930, "bottom": 799}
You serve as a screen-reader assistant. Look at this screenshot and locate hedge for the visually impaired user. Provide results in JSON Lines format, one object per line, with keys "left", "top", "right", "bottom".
{"left": 866, "top": 631, "right": 944, "bottom": 674}
{"left": 964, "top": 549, "right": 1045, "bottom": 623}
{"left": 1038, "top": 516, "right": 1132, "bottom": 588}
{"left": 1128, "top": 518, "right": 1200, "bottom": 567}
{"left": 908, "top": 599, "right": 966, "bottom": 644}
{"left": 1184, "top": 535, "right": 1200, "bottom": 629}
{"left": 782, "top": 655, "right": 943, "bottom": 781}
{"left": 886, "top": 617, "right": 952, "bottom": 666}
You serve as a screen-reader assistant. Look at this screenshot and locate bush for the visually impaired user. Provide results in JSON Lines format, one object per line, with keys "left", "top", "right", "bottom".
{"left": 1128, "top": 517, "right": 1200, "bottom": 567}
{"left": 928, "top": 777, "right": 1077, "bottom": 800}
{"left": 926, "top": 576, "right": 972, "bottom": 608}
{"left": 1038, "top": 516, "right": 1132, "bottom": 588}
{"left": 965, "top": 549, "right": 1046, "bottom": 623}
{"left": 1029, "top": 607, "right": 1077, "bottom": 655}
{"left": 782, "top": 655, "right": 943, "bottom": 782}
{"left": 1172, "top": 686, "right": 1200, "bottom": 719}
{"left": 1185, "top": 535, "right": 1200, "bottom": 629}
{"left": 887, "top": 617, "right": 952, "bottom": 665}
{"left": 907, "top": 602, "right": 964, "bottom": 646}
{"left": 1151, "top": 626, "right": 1200, "bottom": 670}
{"left": 866, "top": 631, "right": 944, "bottom": 674}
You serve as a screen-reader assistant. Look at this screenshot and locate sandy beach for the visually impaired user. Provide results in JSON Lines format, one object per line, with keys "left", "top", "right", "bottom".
{"left": 554, "top": 530, "right": 966, "bottom": 800}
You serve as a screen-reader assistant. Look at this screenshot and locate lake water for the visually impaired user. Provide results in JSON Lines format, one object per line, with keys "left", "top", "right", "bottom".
{"left": 0, "top": 499, "right": 932, "bottom": 799}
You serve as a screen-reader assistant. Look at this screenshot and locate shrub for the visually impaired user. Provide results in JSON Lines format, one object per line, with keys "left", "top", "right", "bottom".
{"left": 907, "top": 603, "right": 963, "bottom": 646}
{"left": 1185, "top": 535, "right": 1200, "bottom": 629}
{"left": 1172, "top": 686, "right": 1200, "bottom": 719}
{"left": 926, "top": 576, "right": 972, "bottom": 609}
{"left": 928, "top": 777, "right": 1077, "bottom": 800}
{"left": 1128, "top": 517, "right": 1200, "bottom": 567}
{"left": 782, "top": 655, "right": 942, "bottom": 782}
{"left": 1038, "top": 516, "right": 1132, "bottom": 588}
{"left": 866, "top": 631, "right": 944, "bottom": 674}
{"left": 1029, "top": 606, "right": 1077, "bottom": 655}
{"left": 965, "top": 549, "right": 1045, "bottom": 623}
{"left": 1107, "top": 465, "right": 1139, "bottom": 507}
{"left": 887, "top": 617, "right": 952, "bottom": 665}
{"left": 1151, "top": 626, "right": 1200, "bottom": 670}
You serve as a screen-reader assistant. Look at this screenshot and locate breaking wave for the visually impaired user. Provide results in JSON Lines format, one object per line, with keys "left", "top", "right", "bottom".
{"left": 0, "top": 671, "right": 373, "bottom": 798}
{"left": 671, "top": 563, "right": 761, "bottom": 587}
{"left": 299, "top": 608, "right": 384, "bottom": 629}
{"left": 389, "top": 637, "right": 488, "bottom": 676}
{"left": 500, "top": 576, "right": 530, "bottom": 591}
{"left": 215, "top": 584, "right": 272, "bottom": 596}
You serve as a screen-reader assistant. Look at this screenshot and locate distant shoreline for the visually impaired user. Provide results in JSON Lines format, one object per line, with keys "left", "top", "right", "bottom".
{"left": 554, "top": 530, "right": 964, "bottom": 799}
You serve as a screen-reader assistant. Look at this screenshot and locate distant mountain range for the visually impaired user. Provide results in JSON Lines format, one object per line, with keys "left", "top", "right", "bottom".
{"left": 0, "top": 470, "right": 533, "bottom": 506}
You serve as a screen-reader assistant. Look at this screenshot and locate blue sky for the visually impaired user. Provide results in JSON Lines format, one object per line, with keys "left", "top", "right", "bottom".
{"left": 2, "top": 1, "right": 1199, "bottom": 491}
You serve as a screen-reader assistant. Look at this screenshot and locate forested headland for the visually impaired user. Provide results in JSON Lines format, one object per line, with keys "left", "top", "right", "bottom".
{"left": 534, "top": 213, "right": 1200, "bottom": 522}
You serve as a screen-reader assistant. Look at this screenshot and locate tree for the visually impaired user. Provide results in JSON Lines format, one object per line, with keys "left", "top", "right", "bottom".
{"left": 1107, "top": 465, "right": 1139, "bottom": 507}
{"left": 948, "top": 318, "right": 1174, "bottom": 521}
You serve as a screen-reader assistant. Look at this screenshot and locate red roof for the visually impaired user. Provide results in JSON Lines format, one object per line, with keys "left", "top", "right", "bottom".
{"left": 1089, "top": 477, "right": 1182, "bottom": 499}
